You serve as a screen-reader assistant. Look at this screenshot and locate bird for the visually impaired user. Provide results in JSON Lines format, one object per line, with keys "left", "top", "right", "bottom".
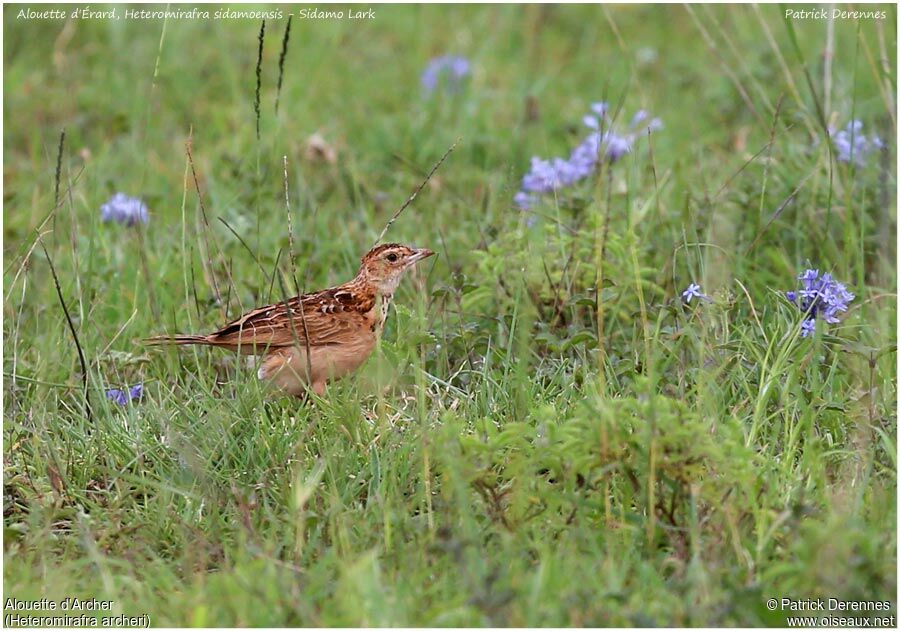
{"left": 146, "top": 243, "right": 435, "bottom": 398}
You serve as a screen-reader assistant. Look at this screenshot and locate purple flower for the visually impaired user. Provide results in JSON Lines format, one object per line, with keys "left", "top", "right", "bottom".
{"left": 106, "top": 389, "right": 128, "bottom": 406}
{"left": 421, "top": 55, "right": 471, "bottom": 93}
{"left": 787, "top": 268, "right": 855, "bottom": 337}
{"left": 798, "top": 268, "right": 819, "bottom": 283}
{"left": 106, "top": 383, "right": 145, "bottom": 406}
{"left": 591, "top": 102, "right": 609, "bottom": 117}
{"left": 515, "top": 102, "right": 663, "bottom": 209}
{"left": 681, "top": 282, "right": 709, "bottom": 303}
{"left": 827, "top": 120, "right": 884, "bottom": 166}
{"left": 101, "top": 193, "right": 149, "bottom": 226}
{"left": 513, "top": 191, "right": 537, "bottom": 210}
{"left": 800, "top": 318, "right": 816, "bottom": 338}
{"left": 605, "top": 135, "right": 632, "bottom": 162}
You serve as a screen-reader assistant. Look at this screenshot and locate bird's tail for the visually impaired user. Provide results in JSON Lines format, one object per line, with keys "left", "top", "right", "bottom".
{"left": 144, "top": 334, "right": 209, "bottom": 346}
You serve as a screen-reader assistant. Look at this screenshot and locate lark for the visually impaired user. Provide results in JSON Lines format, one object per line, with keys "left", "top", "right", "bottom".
{"left": 147, "top": 244, "right": 434, "bottom": 397}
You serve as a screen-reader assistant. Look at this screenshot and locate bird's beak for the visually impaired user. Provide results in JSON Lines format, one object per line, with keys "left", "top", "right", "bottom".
{"left": 411, "top": 247, "right": 435, "bottom": 263}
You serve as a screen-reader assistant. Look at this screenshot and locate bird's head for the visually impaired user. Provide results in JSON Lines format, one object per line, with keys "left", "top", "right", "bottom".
{"left": 358, "top": 243, "right": 435, "bottom": 294}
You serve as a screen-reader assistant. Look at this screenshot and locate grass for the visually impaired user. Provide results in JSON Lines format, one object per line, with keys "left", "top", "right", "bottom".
{"left": 3, "top": 4, "right": 897, "bottom": 626}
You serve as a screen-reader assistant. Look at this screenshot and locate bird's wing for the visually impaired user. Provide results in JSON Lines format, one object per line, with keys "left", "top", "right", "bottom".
{"left": 206, "top": 287, "right": 375, "bottom": 349}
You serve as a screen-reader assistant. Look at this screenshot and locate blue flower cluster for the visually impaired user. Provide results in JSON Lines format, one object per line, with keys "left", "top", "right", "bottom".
{"left": 421, "top": 55, "right": 471, "bottom": 94}
{"left": 786, "top": 269, "right": 855, "bottom": 337}
{"left": 101, "top": 193, "right": 149, "bottom": 226}
{"left": 515, "top": 103, "right": 663, "bottom": 210}
{"left": 828, "top": 120, "right": 883, "bottom": 166}
{"left": 106, "top": 383, "right": 144, "bottom": 406}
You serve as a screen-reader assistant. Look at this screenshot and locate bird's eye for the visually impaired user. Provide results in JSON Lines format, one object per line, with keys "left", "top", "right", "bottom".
{"left": 386, "top": 252, "right": 399, "bottom": 262}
